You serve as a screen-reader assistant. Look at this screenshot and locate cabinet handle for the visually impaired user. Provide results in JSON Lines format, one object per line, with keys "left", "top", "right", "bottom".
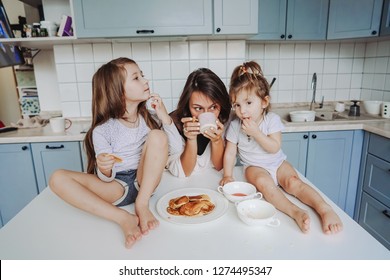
{"left": 287, "top": 34, "right": 292, "bottom": 39}
{"left": 21, "top": 145, "right": 28, "bottom": 151}
{"left": 383, "top": 210, "right": 390, "bottom": 219}
{"left": 303, "top": 135, "right": 309, "bottom": 139}
{"left": 371, "top": 30, "right": 377, "bottom": 35}
{"left": 312, "top": 134, "right": 317, "bottom": 139}
{"left": 136, "top": 30, "right": 154, "bottom": 34}
{"left": 46, "top": 144, "right": 64, "bottom": 150}
{"left": 280, "top": 34, "right": 285, "bottom": 39}
{"left": 216, "top": 28, "right": 221, "bottom": 33}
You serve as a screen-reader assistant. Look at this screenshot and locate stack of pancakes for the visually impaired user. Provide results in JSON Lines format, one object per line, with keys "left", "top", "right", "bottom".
{"left": 167, "top": 194, "right": 215, "bottom": 216}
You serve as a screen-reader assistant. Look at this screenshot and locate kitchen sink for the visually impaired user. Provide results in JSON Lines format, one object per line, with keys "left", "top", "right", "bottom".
{"left": 274, "top": 107, "right": 383, "bottom": 123}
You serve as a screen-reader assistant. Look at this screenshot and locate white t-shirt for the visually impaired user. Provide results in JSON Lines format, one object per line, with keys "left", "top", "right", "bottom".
{"left": 226, "top": 112, "right": 287, "bottom": 170}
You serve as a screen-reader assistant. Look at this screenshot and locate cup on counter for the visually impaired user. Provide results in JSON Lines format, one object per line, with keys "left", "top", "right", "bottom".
{"left": 50, "top": 117, "right": 72, "bottom": 133}
{"left": 382, "top": 102, "right": 390, "bottom": 118}
{"left": 198, "top": 112, "right": 217, "bottom": 134}
{"left": 335, "top": 102, "right": 345, "bottom": 112}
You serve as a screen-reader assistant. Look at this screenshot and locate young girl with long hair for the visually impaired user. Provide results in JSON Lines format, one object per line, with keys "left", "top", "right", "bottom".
{"left": 50, "top": 58, "right": 168, "bottom": 248}
{"left": 220, "top": 61, "right": 343, "bottom": 234}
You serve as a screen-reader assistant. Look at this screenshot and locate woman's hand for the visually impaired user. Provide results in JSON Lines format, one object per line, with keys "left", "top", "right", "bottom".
{"left": 149, "top": 94, "right": 172, "bottom": 125}
{"left": 203, "top": 119, "right": 224, "bottom": 143}
{"left": 181, "top": 117, "right": 200, "bottom": 141}
{"left": 96, "top": 153, "right": 116, "bottom": 177}
{"left": 219, "top": 176, "right": 234, "bottom": 186}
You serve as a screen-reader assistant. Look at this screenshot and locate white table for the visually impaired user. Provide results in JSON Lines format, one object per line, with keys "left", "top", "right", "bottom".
{"left": 0, "top": 167, "right": 389, "bottom": 260}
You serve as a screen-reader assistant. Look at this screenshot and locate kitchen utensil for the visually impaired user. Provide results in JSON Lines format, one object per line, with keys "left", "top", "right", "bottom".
{"left": 270, "top": 77, "right": 276, "bottom": 88}
{"left": 218, "top": 181, "right": 262, "bottom": 203}
{"left": 335, "top": 102, "right": 345, "bottom": 112}
{"left": 363, "top": 100, "right": 382, "bottom": 115}
{"left": 235, "top": 199, "right": 280, "bottom": 227}
{"left": 349, "top": 100, "right": 360, "bottom": 117}
{"left": 382, "top": 102, "right": 390, "bottom": 118}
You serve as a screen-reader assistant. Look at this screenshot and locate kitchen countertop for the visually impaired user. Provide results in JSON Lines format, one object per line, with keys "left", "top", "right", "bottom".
{"left": 0, "top": 167, "right": 388, "bottom": 260}
{"left": 1, "top": 110, "right": 390, "bottom": 144}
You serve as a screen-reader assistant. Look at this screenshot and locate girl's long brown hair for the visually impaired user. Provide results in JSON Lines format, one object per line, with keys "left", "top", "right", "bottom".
{"left": 229, "top": 61, "right": 271, "bottom": 114}
{"left": 84, "top": 57, "right": 160, "bottom": 174}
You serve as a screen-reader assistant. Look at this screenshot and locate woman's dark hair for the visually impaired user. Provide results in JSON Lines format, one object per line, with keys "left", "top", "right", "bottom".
{"left": 171, "top": 68, "right": 230, "bottom": 130}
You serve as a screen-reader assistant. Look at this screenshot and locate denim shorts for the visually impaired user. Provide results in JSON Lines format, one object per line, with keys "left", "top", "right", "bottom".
{"left": 113, "top": 169, "right": 139, "bottom": 207}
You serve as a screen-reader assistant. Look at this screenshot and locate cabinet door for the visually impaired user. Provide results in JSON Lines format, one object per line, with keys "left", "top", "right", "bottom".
{"left": 359, "top": 193, "right": 390, "bottom": 250}
{"left": 285, "top": 0, "right": 329, "bottom": 40}
{"left": 73, "top": 0, "right": 213, "bottom": 38}
{"left": 380, "top": 0, "right": 390, "bottom": 36}
{"left": 252, "top": 0, "right": 287, "bottom": 40}
{"left": 281, "top": 132, "right": 308, "bottom": 175}
{"left": 327, "top": 0, "right": 383, "bottom": 39}
{"left": 0, "top": 144, "right": 38, "bottom": 226}
{"left": 213, "top": 0, "right": 258, "bottom": 34}
{"left": 79, "top": 141, "right": 87, "bottom": 172}
{"left": 31, "top": 142, "right": 83, "bottom": 193}
{"left": 306, "top": 131, "right": 353, "bottom": 210}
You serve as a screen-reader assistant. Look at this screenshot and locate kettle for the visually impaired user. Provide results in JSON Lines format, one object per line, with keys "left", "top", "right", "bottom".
{"left": 349, "top": 100, "right": 360, "bottom": 117}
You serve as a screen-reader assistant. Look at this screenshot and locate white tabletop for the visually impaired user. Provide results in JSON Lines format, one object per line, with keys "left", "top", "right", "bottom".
{"left": 0, "top": 167, "right": 389, "bottom": 260}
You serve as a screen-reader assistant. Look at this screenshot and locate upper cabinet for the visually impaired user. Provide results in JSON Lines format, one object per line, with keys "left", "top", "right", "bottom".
{"left": 327, "top": 0, "right": 383, "bottom": 39}
{"left": 73, "top": 0, "right": 213, "bottom": 38}
{"left": 250, "top": 0, "right": 329, "bottom": 41}
{"left": 380, "top": 0, "right": 390, "bottom": 36}
{"left": 213, "top": 0, "right": 258, "bottom": 35}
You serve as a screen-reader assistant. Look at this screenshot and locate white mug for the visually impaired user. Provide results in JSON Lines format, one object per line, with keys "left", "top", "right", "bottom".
{"left": 50, "top": 117, "right": 72, "bottom": 133}
{"left": 335, "top": 102, "right": 345, "bottom": 112}
{"left": 382, "top": 102, "right": 390, "bottom": 118}
{"left": 198, "top": 112, "right": 217, "bottom": 134}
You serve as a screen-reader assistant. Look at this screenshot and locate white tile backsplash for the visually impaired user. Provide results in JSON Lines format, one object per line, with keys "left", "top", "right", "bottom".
{"left": 51, "top": 39, "right": 390, "bottom": 117}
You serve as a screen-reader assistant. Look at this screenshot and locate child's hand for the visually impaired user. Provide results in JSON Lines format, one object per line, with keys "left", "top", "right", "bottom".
{"left": 219, "top": 176, "right": 234, "bottom": 186}
{"left": 241, "top": 118, "right": 260, "bottom": 137}
{"left": 96, "top": 153, "right": 116, "bottom": 176}
{"left": 181, "top": 117, "right": 200, "bottom": 141}
{"left": 203, "top": 119, "right": 224, "bottom": 143}
{"left": 149, "top": 94, "right": 171, "bottom": 125}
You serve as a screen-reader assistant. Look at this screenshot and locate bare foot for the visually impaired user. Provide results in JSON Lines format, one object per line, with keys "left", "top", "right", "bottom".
{"left": 135, "top": 203, "right": 159, "bottom": 235}
{"left": 319, "top": 205, "right": 343, "bottom": 234}
{"left": 118, "top": 211, "right": 142, "bottom": 249}
{"left": 292, "top": 209, "right": 310, "bottom": 233}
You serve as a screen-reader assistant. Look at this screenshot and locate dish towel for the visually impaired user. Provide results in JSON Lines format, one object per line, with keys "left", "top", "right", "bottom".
{"left": 11, "top": 116, "right": 49, "bottom": 129}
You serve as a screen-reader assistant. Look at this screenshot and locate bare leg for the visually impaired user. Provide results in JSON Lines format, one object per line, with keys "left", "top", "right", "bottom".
{"left": 49, "top": 169, "right": 142, "bottom": 248}
{"left": 277, "top": 161, "right": 343, "bottom": 234}
{"left": 246, "top": 166, "right": 310, "bottom": 233}
{"left": 136, "top": 130, "right": 168, "bottom": 234}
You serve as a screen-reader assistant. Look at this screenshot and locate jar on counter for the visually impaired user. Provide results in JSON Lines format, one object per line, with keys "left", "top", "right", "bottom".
{"left": 32, "top": 23, "right": 40, "bottom": 37}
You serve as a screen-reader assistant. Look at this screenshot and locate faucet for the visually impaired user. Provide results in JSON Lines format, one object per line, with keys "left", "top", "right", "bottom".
{"left": 310, "top": 73, "right": 317, "bottom": 111}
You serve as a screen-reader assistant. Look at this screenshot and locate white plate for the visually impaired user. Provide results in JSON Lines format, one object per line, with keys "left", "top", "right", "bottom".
{"left": 156, "top": 188, "right": 228, "bottom": 225}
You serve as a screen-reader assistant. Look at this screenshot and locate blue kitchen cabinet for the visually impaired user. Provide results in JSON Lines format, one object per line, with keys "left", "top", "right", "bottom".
{"left": 327, "top": 0, "right": 383, "bottom": 39}
{"left": 73, "top": 0, "right": 213, "bottom": 38}
{"left": 282, "top": 130, "right": 363, "bottom": 217}
{"left": 380, "top": 0, "right": 390, "bottom": 36}
{"left": 356, "top": 133, "right": 390, "bottom": 250}
{"left": 251, "top": 0, "right": 329, "bottom": 40}
{"left": 79, "top": 141, "right": 87, "bottom": 172}
{"left": 213, "top": 0, "right": 258, "bottom": 35}
{"left": 31, "top": 141, "right": 83, "bottom": 193}
{"left": 0, "top": 143, "right": 38, "bottom": 227}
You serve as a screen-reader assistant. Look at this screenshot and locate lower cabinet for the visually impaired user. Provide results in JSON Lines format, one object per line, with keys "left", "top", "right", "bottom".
{"left": 0, "top": 141, "right": 83, "bottom": 228}
{"left": 0, "top": 143, "right": 39, "bottom": 226}
{"left": 357, "top": 132, "right": 390, "bottom": 250}
{"left": 282, "top": 130, "right": 364, "bottom": 218}
{"left": 32, "top": 142, "right": 83, "bottom": 193}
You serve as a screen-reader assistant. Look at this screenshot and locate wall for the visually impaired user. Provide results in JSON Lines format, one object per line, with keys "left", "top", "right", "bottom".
{"left": 23, "top": 38, "right": 390, "bottom": 118}
{"left": 0, "top": 68, "right": 19, "bottom": 125}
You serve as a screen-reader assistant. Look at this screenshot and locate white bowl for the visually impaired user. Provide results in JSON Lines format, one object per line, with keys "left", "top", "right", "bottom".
{"left": 289, "top": 110, "right": 315, "bottom": 122}
{"left": 218, "top": 182, "right": 262, "bottom": 203}
{"left": 363, "top": 100, "right": 382, "bottom": 115}
{"left": 236, "top": 199, "right": 280, "bottom": 227}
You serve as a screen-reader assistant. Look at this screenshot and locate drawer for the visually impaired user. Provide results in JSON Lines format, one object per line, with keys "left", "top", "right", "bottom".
{"left": 363, "top": 155, "right": 390, "bottom": 206}
{"left": 368, "top": 134, "right": 390, "bottom": 162}
{"left": 358, "top": 193, "right": 390, "bottom": 250}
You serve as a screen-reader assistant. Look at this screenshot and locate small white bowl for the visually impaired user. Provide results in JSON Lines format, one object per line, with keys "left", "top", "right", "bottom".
{"left": 218, "top": 182, "right": 262, "bottom": 203}
{"left": 236, "top": 199, "right": 280, "bottom": 227}
{"left": 363, "top": 100, "right": 382, "bottom": 115}
{"left": 289, "top": 110, "right": 315, "bottom": 122}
